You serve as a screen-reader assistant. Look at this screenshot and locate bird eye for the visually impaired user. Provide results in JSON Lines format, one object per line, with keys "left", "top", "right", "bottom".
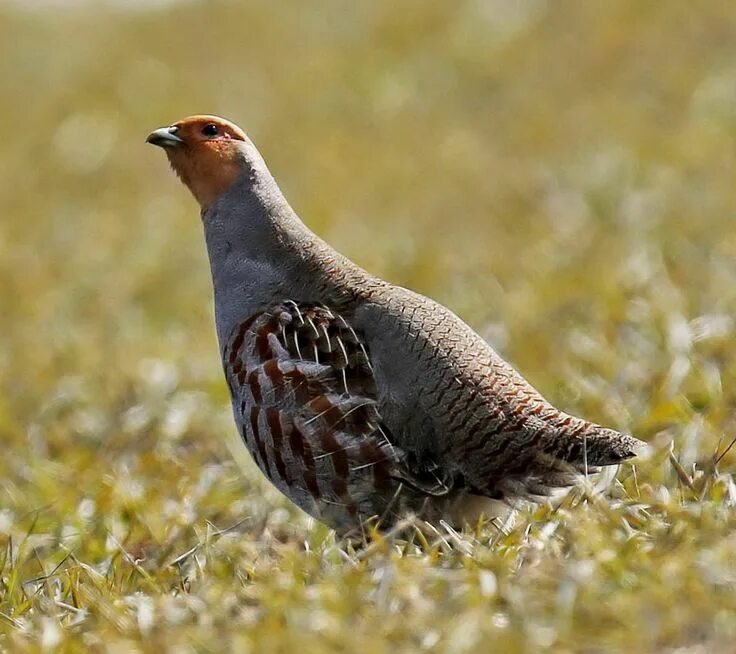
{"left": 202, "top": 123, "right": 219, "bottom": 137}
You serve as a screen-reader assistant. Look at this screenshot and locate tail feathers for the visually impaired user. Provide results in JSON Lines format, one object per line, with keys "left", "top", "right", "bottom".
{"left": 572, "top": 424, "right": 644, "bottom": 466}
{"left": 493, "top": 422, "right": 644, "bottom": 503}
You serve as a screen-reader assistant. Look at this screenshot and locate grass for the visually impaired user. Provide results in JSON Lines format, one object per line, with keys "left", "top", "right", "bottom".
{"left": 3, "top": 1, "right": 736, "bottom": 651}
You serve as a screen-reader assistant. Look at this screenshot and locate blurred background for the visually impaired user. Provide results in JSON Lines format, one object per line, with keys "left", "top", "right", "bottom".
{"left": 3, "top": 0, "right": 736, "bottom": 651}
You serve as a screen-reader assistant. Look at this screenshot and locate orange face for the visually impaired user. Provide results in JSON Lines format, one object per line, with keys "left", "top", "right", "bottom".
{"left": 147, "top": 115, "right": 248, "bottom": 209}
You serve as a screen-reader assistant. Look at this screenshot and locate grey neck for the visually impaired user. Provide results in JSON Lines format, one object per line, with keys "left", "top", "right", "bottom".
{"left": 201, "top": 143, "right": 375, "bottom": 348}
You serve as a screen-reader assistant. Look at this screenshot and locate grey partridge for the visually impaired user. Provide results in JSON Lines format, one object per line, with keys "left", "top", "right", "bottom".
{"left": 147, "top": 115, "right": 643, "bottom": 535}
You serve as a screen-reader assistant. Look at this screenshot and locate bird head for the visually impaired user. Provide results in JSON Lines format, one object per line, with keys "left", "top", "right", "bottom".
{"left": 147, "top": 115, "right": 249, "bottom": 210}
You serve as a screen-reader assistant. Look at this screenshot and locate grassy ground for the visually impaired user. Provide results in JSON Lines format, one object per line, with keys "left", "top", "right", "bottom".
{"left": 3, "top": 1, "right": 736, "bottom": 651}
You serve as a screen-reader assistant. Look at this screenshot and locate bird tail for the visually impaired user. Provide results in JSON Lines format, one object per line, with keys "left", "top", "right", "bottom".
{"left": 494, "top": 418, "right": 644, "bottom": 502}
{"left": 570, "top": 422, "right": 644, "bottom": 467}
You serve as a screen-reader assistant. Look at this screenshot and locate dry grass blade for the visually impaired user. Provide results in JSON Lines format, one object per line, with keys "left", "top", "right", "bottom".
{"left": 715, "top": 434, "right": 736, "bottom": 466}
{"left": 669, "top": 449, "right": 695, "bottom": 491}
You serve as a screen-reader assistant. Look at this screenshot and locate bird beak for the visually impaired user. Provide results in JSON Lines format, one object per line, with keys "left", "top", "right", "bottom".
{"left": 146, "top": 126, "right": 185, "bottom": 148}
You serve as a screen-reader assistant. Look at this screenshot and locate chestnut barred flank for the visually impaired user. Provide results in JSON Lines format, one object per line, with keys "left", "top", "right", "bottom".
{"left": 223, "top": 303, "right": 404, "bottom": 530}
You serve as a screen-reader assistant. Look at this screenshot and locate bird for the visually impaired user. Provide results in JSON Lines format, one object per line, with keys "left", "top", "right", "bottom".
{"left": 147, "top": 115, "right": 643, "bottom": 536}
